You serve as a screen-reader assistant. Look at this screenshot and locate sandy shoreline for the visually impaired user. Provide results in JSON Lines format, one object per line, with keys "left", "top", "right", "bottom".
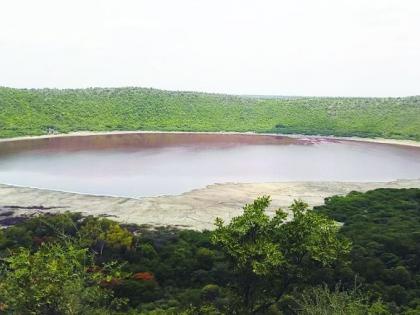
{"left": 0, "top": 130, "right": 420, "bottom": 148}
{"left": 1, "top": 180, "right": 420, "bottom": 230}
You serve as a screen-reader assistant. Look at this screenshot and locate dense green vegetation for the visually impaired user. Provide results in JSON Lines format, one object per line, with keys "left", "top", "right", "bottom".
{"left": 1, "top": 87, "right": 419, "bottom": 140}
{"left": 316, "top": 188, "right": 420, "bottom": 313}
{"left": 0, "top": 188, "right": 419, "bottom": 314}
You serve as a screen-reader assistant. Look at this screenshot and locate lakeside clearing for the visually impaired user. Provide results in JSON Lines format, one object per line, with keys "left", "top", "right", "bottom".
{"left": 1, "top": 179, "right": 420, "bottom": 230}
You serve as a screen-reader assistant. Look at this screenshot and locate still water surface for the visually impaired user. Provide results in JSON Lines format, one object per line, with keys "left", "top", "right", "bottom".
{"left": 0, "top": 133, "right": 419, "bottom": 197}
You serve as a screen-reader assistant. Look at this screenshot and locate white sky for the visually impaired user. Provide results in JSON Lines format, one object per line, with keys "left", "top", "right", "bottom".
{"left": 0, "top": 0, "right": 419, "bottom": 96}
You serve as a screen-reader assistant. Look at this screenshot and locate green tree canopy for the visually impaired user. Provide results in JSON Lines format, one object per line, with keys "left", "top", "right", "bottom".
{"left": 212, "top": 196, "right": 351, "bottom": 314}
{"left": 0, "top": 242, "right": 124, "bottom": 314}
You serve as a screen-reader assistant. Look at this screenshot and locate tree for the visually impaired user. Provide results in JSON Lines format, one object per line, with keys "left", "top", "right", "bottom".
{"left": 78, "top": 217, "right": 132, "bottom": 255}
{"left": 296, "top": 285, "right": 390, "bottom": 315}
{"left": 102, "top": 223, "right": 133, "bottom": 250}
{"left": 0, "top": 242, "right": 125, "bottom": 314}
{"left": 212, "top": 196, "right": 351, "bottom": 314}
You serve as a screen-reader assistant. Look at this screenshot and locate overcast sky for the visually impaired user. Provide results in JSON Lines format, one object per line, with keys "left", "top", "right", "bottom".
{"left": 1, "top": 0, "right": 419, "bottom": 96}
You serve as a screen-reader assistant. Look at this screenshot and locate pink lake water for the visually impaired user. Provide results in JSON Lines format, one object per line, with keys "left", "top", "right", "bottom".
{"left": 0, "top": 133, "right": 419, "bottom": 197}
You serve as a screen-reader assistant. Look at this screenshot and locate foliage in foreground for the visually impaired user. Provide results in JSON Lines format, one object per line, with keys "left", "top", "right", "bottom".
{"left": 0, "top": 188, "right": 419, "bottom": 314}
{"left": 0, "top": 242, "right": 124, "bottom": 314}
{"left": 212, "top": 197, "right": 350, "bottom": 313}
{"left": 1, "top": 87, "right": 419, "bottom": 140}
{"left": 315, "top": 188, "right": 420, "bottom": 313}
{"left": 297, "top": 285, "right": 390, "bottom": 315}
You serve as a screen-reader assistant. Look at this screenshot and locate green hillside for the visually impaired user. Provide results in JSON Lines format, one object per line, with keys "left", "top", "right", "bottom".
{"left": 0, "top": 87, "right": 419, "bottom": 140}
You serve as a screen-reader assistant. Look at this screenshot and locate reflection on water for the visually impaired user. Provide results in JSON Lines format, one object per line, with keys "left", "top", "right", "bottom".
{"left": 0, "top": 133, "right": 419, "bottom": 197}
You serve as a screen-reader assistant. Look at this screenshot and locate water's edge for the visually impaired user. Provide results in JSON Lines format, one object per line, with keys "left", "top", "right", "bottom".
{"left": 0, "top": 130, "right": 419, "bottom": 148}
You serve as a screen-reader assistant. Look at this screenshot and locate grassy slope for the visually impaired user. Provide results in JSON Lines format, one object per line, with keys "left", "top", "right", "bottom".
{"left": 0, "top": 87, "right": 419, "bottom": 140}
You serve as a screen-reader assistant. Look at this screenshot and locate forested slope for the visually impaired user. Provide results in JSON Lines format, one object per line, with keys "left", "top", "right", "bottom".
{"left": 1, "top": 87, "right": 419, "bottom": 140}
{"left": 1, "top": 189, "right": 420, "bottom": 313}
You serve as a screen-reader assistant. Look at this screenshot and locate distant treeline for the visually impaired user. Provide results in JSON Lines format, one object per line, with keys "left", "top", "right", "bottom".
{"left": 1, "top": 188, "right": 420, "bottom": 314}
{"left": 0, "top": 87, "right": 419, "bottom": 140}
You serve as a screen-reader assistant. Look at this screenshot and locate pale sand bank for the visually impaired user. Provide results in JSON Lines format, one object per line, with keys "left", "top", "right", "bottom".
{"left": 1, "top": 180, "right": 419, "bottom": 230}
{"left": 0, "top": 130, "right": 419, "bottom": 148}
